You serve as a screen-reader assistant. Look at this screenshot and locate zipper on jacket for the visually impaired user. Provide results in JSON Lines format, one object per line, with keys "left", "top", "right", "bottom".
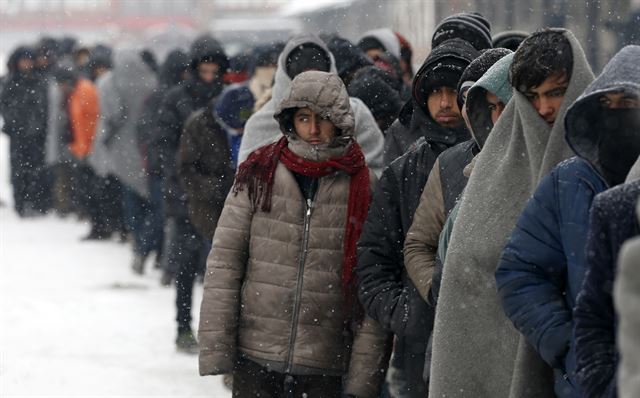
{"left": 284, "top": 197, "right": 314, "bottom": 374}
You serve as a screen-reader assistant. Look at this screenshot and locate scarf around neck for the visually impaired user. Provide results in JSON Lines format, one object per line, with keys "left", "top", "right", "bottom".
{"left": 234, "top": 136, "right": 370, "bottom": 319}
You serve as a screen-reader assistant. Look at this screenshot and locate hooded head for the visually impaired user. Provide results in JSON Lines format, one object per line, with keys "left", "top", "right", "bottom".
{"left": 457, "top": 47, "right": 513, "bottom": 109}
{"left": 214, "top": 84, "right": 256, "bottom": 133}
{"left": 285, "top": 42, "right": 331, "bottom": 79}
{"left": 348, "top": 66, "right": 402, "bottom": 131}
{"left": 326, "top": 35, "right": 373, "bottom": 85}
{"left": 187, "top": 35, "right": 229, "bottom": 102}
{"left": 189, "top": 35, "right": 229, "bottom": 73}
{"left": 510, "top": 29, "right": 574, "bottom": 126}
{"left": 8, "top": 46, "right": 35, "bottom": 76}
{"left": 357, "top": 28, "right": 402, "bottom": 60}
{"left": 432, "top": 12, "right": 493, "bottom": 51}
{"left": 274, "top": 71, "right": 354, "bottom": 157}
{"left": 158, "top": 49, "right": 189, "bottom": 88}
{"left": 53, "top": 62, "right": 79, "bottom": 89}
{"left": 464, "top": 52, "right": 515, "bottom": 149}
{"left": 36, "top": 37, "right": 59, "bottom": 71}
{"left": 413, "top": 38, "right": 480, "bottom": 127}
{"left": 565, "top": 45, "right": 640, "bottom": 186}
{"left": 88, "top": 44, "right": 112, "bottom": 80}
{"left": 269, "top": 34, "right": 338, "bottom": 106}
{"left": 249, "top": 43, "right": 282, "bottom": 74}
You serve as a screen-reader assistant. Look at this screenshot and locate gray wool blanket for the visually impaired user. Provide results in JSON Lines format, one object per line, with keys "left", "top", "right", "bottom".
{"left": 428, "top": 30, "right": 594, "bottom": 398}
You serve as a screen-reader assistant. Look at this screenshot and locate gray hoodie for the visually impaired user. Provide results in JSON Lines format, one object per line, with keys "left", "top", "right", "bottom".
{"left": 237, "top": 33, "right": 384, "bottom": 176}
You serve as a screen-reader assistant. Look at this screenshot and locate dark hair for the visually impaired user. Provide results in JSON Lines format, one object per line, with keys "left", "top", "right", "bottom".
{"left": 510, "top": 29, "right": 573, "bottom": 92}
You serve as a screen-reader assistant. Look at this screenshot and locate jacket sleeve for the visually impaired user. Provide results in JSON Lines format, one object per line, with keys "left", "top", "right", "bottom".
{"left": 357, "top": 166, "right": 415, "bottom": 337}
{"left": 198, "top": 187, "right": 253, "bottom": 375}
{"left": 495, "top": 170, "right": 572, "bottom": 370}
{"left": 573, "top": 197, "right": 617, "bottom": 398}
{"left": 403, "top": 160, "right": 446, "bottom": 301}
{"left": 177, "top": 114, "right": 233, "bottom": 205}
{"left": 345, "top": 315, "right": 391, "bottom": 398}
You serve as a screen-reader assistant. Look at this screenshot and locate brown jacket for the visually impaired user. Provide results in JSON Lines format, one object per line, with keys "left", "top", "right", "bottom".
{"left": 198, "top": 71, "right": 389, "bottom": 398}
{"left": 403, "top": 158, "right": 446, "bottom": 301}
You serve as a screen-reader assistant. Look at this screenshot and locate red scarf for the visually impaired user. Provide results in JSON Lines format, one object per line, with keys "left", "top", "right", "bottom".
{"left": 234, "top": 136, "right": 370, "bottom": 318}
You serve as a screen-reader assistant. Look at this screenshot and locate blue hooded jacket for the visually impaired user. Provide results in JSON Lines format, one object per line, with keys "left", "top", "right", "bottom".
{"left": 495, "top": 45, "right": 640, "bottom": 398}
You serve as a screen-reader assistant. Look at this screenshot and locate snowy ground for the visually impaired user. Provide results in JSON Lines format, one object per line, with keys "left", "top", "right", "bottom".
{"left": 0, "top": 134, "right": 230, "bottom": 397}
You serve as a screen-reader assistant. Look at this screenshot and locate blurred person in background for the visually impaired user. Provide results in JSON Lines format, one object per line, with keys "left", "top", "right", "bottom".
{"left": 139, "top": 49, "right": 190, "bottom": 275}
{"left": 246, "top": 43, "right": 281, "bottom": 104}
{"left": 88, "top": 49, "right": 157, "bottom": 267}
{"left": 52, "top": 64, "right": 100, "bottom": 223}
{"left": 0, "top": 46, "right": 51, "bottom": 217}
{"left": 156, "top": 35, "right": 228, "bottom": 352}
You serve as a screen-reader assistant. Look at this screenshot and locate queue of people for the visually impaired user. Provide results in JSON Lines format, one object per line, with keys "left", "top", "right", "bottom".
{"left": 1, "top": 12, "right": 639, "bottom": 398}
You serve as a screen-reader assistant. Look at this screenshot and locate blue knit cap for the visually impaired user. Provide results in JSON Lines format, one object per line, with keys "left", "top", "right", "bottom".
{"left": 214, "top": 84, "right": 255, "bottom": 130}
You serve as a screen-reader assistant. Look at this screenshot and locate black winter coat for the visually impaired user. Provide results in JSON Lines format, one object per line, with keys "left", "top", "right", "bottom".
{"left": 574, "top": 180, "right": 640, "bottom": 398}
{"left": 0, "top": 73, "right": 48, "bottom": 139}
{"left": 177, "top": 108, "right": 234, "bottom": 241}
{"left": 156, "top": 78, "right": 221, "bottom": 218}
{"left": 357, "top": 137, "right": 445, "bottom": 398}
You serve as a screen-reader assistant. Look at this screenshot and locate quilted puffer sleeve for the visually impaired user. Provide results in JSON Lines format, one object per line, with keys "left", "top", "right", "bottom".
{"left": 344, "top": 315, "right": 391, "bottom": 398}
{"left": 198, "top": 187, "right": 253, "bottom": 375}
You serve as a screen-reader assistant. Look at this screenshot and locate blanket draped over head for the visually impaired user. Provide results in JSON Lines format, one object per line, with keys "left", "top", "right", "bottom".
{"left": 429, "top": 29, "right": 594, "bottom": 398}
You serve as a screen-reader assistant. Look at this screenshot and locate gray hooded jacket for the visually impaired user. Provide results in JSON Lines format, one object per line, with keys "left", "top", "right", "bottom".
{"left": 237, "top": 33, "right": 384, "bottom": 176}
{"left": 88, "top": 49, "right": 157, "bottom": 198}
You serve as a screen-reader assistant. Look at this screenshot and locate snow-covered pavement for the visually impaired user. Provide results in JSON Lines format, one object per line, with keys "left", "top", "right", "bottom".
{"left": 0, "top": 136, "right": 230, "bottom": 397}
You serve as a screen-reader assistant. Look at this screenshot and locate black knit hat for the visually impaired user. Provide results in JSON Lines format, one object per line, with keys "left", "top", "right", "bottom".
{"left": 432, "top": 12, "right": 493, "bottom": 51}
{"left": 456, "top": 47, "right": 513, "bottom": 108}
{"left": 492, "top": 31, "right": 529, "bottom": 51}
{"left": 414, "top": 38, "right": 481, "bottom": 110}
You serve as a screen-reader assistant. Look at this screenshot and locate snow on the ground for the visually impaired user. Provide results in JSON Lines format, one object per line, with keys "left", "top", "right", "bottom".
{"left": 0, "top": 135, "right": 230, "bottom": 397}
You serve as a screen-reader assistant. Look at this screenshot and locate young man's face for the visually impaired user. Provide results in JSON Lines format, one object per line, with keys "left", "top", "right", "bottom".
{"left": 427, "top": 86, "right": 463, "bottom": 128}
{"left": 197, "top": 62, "right": 220, "bottom": 84}
{"left": 599, "top": 92, "right": 640, "bottom": 109}
{"left": 523, "top": 72, "right": 569, "bottom": 125}
{"left": 293, "top": 107, "right": 336, "bottom": 145}
{"left": 486, "top": 91, "right": 506, "bottom": 124}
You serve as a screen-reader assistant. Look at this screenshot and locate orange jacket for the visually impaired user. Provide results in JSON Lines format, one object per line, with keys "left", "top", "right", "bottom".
{"left": 68, "top": 79, "right": 99, "bottom": 159}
